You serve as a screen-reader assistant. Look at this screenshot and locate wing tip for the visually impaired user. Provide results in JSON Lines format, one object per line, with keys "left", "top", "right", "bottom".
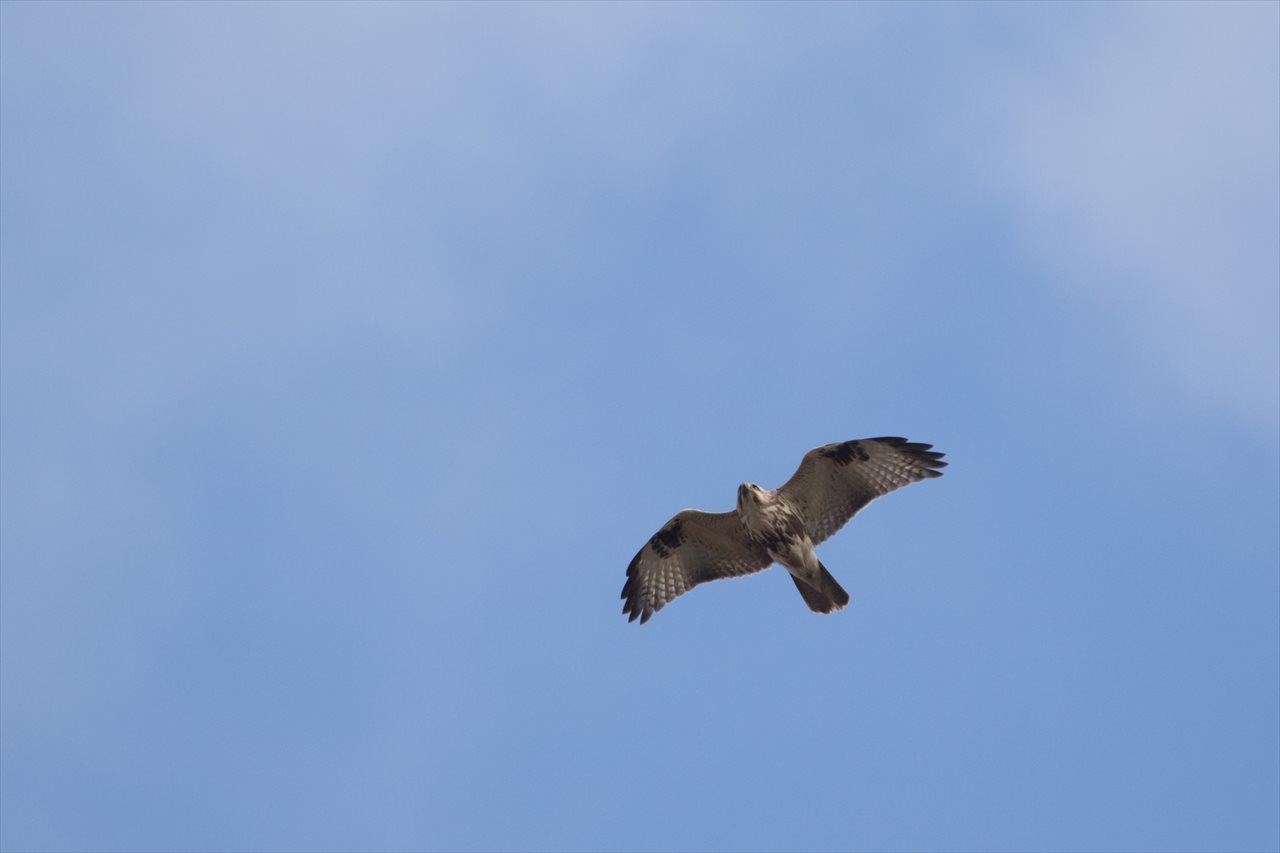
{"left": 622, "top": 601, "right": 653, "bottom": 624}
{"left": 621, "top": 546, "right": 656, "bottom": 623}
{"left": 871, "top": 436, "right": 948, "bottom": 474}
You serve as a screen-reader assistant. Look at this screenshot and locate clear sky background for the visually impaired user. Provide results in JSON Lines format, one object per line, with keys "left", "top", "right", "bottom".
{"left": 2, "top": 3, "right": 1277, "bottom": 852}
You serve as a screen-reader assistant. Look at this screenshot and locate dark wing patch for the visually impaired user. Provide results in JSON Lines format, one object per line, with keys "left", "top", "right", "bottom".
{"left": 817, "top": 440, "right": 870, "bottom": 466}
{"left": 648, "top": 517, "right": 685, "bottom": 558}
{"left": 621, "top": 510, "right": 772, "bottom": 624}
{"left": 778, "top": 437, "right": 946, "bottom": 545}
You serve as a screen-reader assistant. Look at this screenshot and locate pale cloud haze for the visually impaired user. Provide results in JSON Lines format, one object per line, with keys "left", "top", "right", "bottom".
{"left": 2, "top": 3, "right": 1277, "bottom": 852}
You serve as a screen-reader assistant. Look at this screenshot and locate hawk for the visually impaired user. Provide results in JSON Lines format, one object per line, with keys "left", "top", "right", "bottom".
{"left": 621, "top": 437, "right": 946, "bottom": 623}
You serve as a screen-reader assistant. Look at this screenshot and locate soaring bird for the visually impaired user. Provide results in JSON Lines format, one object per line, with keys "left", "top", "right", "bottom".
{"left": 621, "top": 437, "right": 946, "bottom": 623}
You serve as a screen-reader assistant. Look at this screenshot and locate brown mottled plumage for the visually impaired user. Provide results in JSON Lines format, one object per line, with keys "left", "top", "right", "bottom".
{"left": 621, "top": 438, "right": 946, "bottom": 624}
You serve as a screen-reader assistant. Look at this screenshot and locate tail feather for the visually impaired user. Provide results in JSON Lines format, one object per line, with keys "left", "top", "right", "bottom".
{"left": 789, "top": 561, "right": 850, "bottom": 614}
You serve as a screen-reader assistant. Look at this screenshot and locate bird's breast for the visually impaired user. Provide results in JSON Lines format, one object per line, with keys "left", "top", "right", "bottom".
{"left": 740, "top": 498, "right": 810, "bottom": 558}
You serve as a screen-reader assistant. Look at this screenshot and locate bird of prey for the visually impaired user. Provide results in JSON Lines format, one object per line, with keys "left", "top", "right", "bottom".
{"left": 621, "top": 437, "right": 946, "bottom": 623}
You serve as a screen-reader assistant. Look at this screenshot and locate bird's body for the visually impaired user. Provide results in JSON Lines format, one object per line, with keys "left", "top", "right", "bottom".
{"left": 737, "top": 483, "right": 824, "bottom": 593}
{"left": 621, "top": 437, "right": 946, "bottom": 623}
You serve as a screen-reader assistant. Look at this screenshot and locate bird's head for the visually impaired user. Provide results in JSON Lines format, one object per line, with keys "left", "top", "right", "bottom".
{"left": 737, "top": 482, "right": 761, "bottom": 511}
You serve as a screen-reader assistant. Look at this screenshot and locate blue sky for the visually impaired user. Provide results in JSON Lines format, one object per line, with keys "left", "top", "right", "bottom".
{"left": 2, "top": 2, "right": 1277, "bottom": 851}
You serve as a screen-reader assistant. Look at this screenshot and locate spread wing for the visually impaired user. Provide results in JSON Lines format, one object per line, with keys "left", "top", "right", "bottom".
{"left": 777, "top": 437, "right": 946, "bottom": 545}
{"left": 621, "top": 509, "right": 772, "bottom": 624}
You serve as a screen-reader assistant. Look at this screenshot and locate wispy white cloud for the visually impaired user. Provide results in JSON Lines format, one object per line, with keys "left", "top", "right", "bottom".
{"left": 4, "top": 5, "right": 1277, "bottom": 850}
{"left": 980, "top": 3, "right": 1279, "bottom": 432}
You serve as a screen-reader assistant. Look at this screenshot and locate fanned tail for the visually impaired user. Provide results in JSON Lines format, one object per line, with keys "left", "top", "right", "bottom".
{"left": 789, "top": 561, "right": 850, "bottom": 614}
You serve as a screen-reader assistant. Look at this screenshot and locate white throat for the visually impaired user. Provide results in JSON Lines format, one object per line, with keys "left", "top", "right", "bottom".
{"left": 738, "top": 486, "right": 782, "bottom": 534}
